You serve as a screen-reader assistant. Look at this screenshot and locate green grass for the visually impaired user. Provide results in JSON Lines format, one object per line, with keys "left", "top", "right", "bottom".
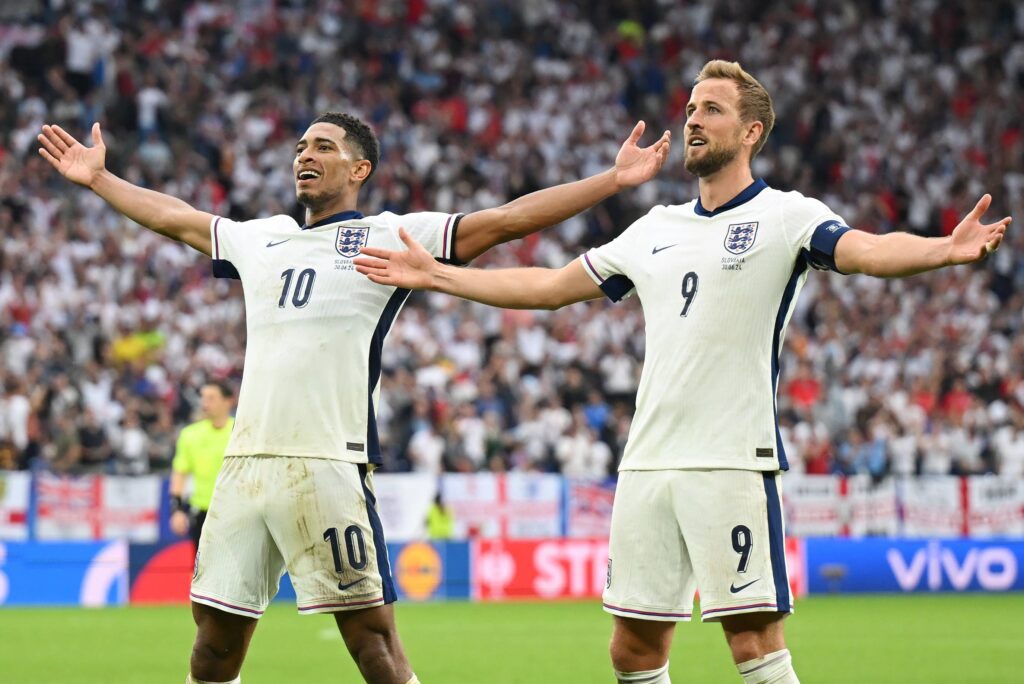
{"left": 2, "top": 595, "right": 1022, "bottom": 683}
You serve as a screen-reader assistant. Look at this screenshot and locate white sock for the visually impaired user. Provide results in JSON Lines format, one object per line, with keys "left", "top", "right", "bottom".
{"left": 406, "top": 676, "right": 421, "bottom": 684}
{"left": 737, "top": 649, "right": 799, "bottom": 683}
{"left": 615, "top": 661, "right": 671, "bottom": 683}
{"left": 186, "top": 675, "right": 241, "bottom": 684}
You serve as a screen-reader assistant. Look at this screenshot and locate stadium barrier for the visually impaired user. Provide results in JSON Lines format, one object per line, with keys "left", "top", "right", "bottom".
{"left": 1, "top": 471, "right": 1022, "bottom": 543}
{"left": 4, "top": 536, "right": 1023, "bottom": 608}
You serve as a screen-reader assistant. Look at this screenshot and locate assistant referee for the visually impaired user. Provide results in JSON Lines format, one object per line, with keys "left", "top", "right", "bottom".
{"left": 169, "top": 380, "right": 234, "bottom": 549}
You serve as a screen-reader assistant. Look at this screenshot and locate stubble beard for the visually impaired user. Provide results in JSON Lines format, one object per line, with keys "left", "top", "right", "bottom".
{"left": 684, "top": 141, "right": 741, "bottom": 178}
{"left": 296, "top": 186, "right": 339, "bottom": 213}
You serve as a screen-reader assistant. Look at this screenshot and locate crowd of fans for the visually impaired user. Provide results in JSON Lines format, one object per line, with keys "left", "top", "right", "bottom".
{"left": 0, "top": 0, "right": 1021, "bottom": 480}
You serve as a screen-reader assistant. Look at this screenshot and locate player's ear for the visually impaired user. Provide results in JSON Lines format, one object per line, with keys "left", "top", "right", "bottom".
{"left": 351, "top": 159, "right": 372, "bottom": 184}
{"left": 743, "top": 120, "right": 763, "bottom": 147}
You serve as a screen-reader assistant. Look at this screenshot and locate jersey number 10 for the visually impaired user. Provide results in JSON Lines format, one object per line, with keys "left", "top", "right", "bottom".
{"left": 279, "top": 268, "right": 317, "bottom": 308}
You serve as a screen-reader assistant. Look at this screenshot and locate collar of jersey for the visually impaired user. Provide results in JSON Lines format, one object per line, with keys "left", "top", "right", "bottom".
{"left": 302, "top": 210, "right": 365, "bottom": 230}
{"left": 694, "top": 178, "right": 768, "bottom": 218}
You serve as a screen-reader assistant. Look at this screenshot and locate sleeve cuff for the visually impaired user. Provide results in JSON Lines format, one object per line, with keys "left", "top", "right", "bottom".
{"left": 805, "top": 219, "right": 853, "bottom": 273}
{"left": 581, "top": 253, "right": 634, "bottom": 302}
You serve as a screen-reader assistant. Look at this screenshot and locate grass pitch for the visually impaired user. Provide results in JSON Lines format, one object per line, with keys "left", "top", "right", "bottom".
{"left": 2, "top": 595, "right": 1021, "bottom": 683}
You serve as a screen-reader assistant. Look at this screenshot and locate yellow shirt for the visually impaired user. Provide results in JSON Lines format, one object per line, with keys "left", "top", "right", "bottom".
{"left": 426, "top": 503, "right": 454, "bottom": 540}
{"left": 172, "top": 418, "right": 233, "bottom": 511}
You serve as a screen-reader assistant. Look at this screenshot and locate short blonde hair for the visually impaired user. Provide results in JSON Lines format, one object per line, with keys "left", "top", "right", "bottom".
{"left": 694, "top": 60, "right": 775, "bottom": 159}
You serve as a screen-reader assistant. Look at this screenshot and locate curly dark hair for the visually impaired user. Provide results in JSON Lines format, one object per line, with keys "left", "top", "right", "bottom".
{"left": 311, "top": 112, "right": 381, "bottom": 183}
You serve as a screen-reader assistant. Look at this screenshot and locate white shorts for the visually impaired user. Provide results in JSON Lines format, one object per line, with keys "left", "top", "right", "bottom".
{"left": 190, "top": 456, "right": 395, "bottom": 617}
{"left": 603, "top": 469, "right": 791, "bottom": 622}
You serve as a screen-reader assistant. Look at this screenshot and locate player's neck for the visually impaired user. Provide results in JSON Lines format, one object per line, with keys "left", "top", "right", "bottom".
{"left": 696, "top": 163, "right": 755, "bottom": 213}
{"left": 210, "top": 416, "right": 230, "bottom": 430}
{"left": 304, "top": 195, "right": 360, "bottom": 226}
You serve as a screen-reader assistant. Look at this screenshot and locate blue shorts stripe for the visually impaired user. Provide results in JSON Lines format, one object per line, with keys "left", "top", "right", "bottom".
{"left": 359, "top": 464, "right": 397, "bottom": 604}
{"left": 762, "top": 472, "right": 791, "bottom": 612}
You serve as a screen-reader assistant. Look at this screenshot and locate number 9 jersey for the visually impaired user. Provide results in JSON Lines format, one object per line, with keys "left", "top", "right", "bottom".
{"left": 209, "top": 210, "right": 462, "bottom": 465}
{"left": 579, "top": 179, "right": 850, "bottom": 472}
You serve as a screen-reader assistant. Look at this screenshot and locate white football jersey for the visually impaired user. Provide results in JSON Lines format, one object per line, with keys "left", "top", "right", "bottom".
{"left": 211, "top": 209, "right": 462, "bottom": 464}
{"left": 581, "top": 180, "right": 850, "bottom": 472}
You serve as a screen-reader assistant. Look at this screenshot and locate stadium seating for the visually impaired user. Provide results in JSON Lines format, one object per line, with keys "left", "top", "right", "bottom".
{"left": 0, "top": 0, "right": 1020, "bottom": 478}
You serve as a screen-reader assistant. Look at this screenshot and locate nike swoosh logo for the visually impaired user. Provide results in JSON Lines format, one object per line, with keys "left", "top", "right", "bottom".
{"left": 337, "top": 577, "right": 367, "bottom": 591}
{"left": 652, "top": 244, "right": 677, "bottom": 254}
{"left": 729, "top": 579, "right": 760, "bottom": 594}
{"left": 266, "top": 239, "right": 291, "bottom": 248}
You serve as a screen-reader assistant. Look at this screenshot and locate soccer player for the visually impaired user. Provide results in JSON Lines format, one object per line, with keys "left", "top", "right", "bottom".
{"left": 170, "top": 381, "right": 235, "bottom": 551}
{"left": 37, "top": 113, "right": 669, "bottom": 684}
{"left": 354, "top": 60, "right": 1012, "bottom": 684}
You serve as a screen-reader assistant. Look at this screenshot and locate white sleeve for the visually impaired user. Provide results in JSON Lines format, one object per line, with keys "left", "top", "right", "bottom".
{"left": 389, "top": 211, "right": 463, "bottom": 263}
{"left": 209, "top": 215, "right": 278, "bottom": 280}
{"left": 782, "top": 194, "right": 853, "bottom": 273}
{"left": 577, "top": 220, "right": 643, "bottom": 302}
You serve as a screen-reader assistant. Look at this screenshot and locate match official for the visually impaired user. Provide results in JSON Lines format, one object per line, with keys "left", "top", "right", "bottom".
{"left": 170, "top": 381, "right": 234, "bottom": 549}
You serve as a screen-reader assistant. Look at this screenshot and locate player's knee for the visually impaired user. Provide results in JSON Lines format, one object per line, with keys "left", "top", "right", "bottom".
{"left": 609, "top": 636, "right": 664, "bottom": 673}
{"left": 191, "top": 637, "right": 241, "bottom": 669}
{"left": 721, "top": 613, "right": 786, "bottom": 663}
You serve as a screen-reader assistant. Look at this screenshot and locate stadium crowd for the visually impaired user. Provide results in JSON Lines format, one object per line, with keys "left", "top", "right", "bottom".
{"left": 0, "top": 0, "right": 1021, "bottom": 480}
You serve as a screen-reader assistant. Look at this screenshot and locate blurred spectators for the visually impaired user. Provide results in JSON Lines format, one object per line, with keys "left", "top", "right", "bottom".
{"left": 0, "top": 1, "right": 1021, "bottom": 478}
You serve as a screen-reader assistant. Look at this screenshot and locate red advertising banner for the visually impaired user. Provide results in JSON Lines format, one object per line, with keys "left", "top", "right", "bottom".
{"left": 472, "top": 538, "right": 808, "bottom": 602}
{"left": 472, "top": 538, "right": 609, "bottom": 600}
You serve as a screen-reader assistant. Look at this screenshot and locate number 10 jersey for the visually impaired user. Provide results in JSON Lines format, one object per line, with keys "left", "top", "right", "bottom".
{"left": 210, "top": 210, "right": 461, "bottom": 464}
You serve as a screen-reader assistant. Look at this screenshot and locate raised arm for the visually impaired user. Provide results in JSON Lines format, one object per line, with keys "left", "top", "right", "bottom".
{"left": 834, "top": 194, "right": 1011, "bottom": 277}
{"left": 38, "top": 123, "right": 214, "bottom": 256}
{"left": 355, "top": 228, "right": 603, "bottom": 310}
{"left": 453, "top": 121, "right": 671, "bottom": 262}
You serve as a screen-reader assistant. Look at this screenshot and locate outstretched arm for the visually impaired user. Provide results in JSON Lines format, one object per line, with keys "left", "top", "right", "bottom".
{"left": 453, "top": 121, "right": 671, "bottom": 262}
{"left": 355, "top": 228, "right": 603, "bottom": 310}
{"left": 38, "top": 123, "right": 214, "bottom": 256}
{"left": 835, "top": 194, "right": 1011, "bottom": 277}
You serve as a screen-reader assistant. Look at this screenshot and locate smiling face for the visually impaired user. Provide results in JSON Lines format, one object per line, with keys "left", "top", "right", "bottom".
{"left": 683, "top": 78, "right": 761, "bottom": 178}
{"left": 292, "top": 122, "right": 372, "bottom": 212}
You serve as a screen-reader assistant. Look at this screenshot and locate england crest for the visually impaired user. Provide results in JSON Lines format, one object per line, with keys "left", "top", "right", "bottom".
{"left": 724, "top": 222, "right": 759, "bottom": 255}
{"left": 336, "top": 226, "right": 370, "bottom": 257}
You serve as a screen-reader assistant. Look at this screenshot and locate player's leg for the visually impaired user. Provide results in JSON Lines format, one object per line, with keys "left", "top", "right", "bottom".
{"left": 334, "top": 604, "right": 415, "bottom": 684}
{"left": 678, "top": 470, "right": 799, "bottom": 683}
{"left": 188, "top": 457, "right": 286, "bottom": 682}
{"left": 266, "top": 458, "right": 416, "bottom": 683}
{"left": 604, "top": 470, "right": 695, "bottom": 683}
{"left": 188, "top": 602, "right": 258, "bottom": 682}
{"left": 610, "top": 616, "right": 675, "bottom": 682}
{"left": 720, "top": 612, "right": 796, "bottom": 683}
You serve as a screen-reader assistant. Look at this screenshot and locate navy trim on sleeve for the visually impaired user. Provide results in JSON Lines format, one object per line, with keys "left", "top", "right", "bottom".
{"left": 212, "top": 259, "right": 241, "bottom": 280}
{"left": 804, "top": 220, "right": 852, "bottom": 272}
{"left": 444, "top": 214, "right": 467, "bottom": 265}
{"left": 600, "top": 274, "right": 635, "bottom": 302}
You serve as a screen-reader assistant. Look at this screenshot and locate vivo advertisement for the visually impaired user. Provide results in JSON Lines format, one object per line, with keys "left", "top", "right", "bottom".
{"left": 803, "top": 538, "right": 1024, "bottom": 594}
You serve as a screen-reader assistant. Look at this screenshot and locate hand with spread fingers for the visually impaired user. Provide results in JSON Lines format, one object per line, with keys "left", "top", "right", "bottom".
{"left": 355, "top": 228, "right": 439, "bottom": 290}
{"left": 948, "top": 193, "right": 1012, "bottom": 265}
{"left": 38, "top": 122, "right": 107, "bottom": 188}
{"left": 612, "top": 120, "right": 673, "bottom": 189}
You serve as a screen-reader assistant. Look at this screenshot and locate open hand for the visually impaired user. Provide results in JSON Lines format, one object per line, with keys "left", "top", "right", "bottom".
{"left": 948, "top": 194, "right": 1012, "bottom": 265}
{"left": 612, "top": 121, "right": 672, "bottom": 189}
{"left": 38, "top": 122, "right": 107, "bottom": 188}
{"left": 355, "top": 228, "right": 439, "bottom": 290}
